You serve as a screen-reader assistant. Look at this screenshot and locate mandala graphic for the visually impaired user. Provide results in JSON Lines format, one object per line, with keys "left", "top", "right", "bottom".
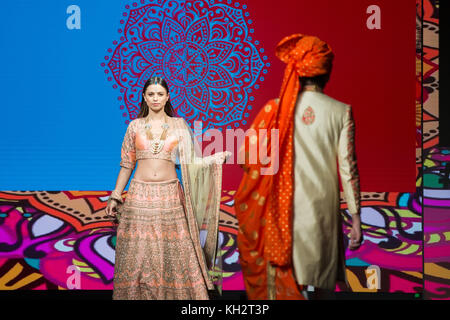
{"left": 103, "top": 0, "right": 268, "bottom": 131}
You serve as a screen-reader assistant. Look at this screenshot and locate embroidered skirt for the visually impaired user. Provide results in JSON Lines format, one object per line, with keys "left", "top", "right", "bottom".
{"left": 112, "top": 178, "right": 209, "bottom": 300}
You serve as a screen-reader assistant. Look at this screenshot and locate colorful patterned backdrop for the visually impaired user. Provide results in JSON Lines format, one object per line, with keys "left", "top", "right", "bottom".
{"left": 0, "top": 0, "right": 447, "bottom": 299}
{"left": 420, "top": 0, "right": 449, "bottom": 300}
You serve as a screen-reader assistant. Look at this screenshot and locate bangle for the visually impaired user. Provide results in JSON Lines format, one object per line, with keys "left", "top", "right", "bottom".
{"left": 110, "top": 190, "right": 123, "bottom": 204}
{"left": 107, "top": 198, "right": 119, "bottom": 207}
{"left": 108, "top": 197, "right": 123, "bottom": 206}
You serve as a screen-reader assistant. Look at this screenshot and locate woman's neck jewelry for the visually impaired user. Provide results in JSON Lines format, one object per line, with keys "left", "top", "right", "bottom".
{"left": 144, "top": 117, "right": 170, "bottom": 154}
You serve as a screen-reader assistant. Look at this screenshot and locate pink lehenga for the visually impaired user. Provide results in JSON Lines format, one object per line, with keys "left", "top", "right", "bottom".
{"left": 112, "top": 117, "right": 223, "bottom": 300}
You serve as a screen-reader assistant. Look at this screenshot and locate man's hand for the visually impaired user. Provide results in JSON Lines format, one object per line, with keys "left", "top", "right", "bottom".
{"left": 349, "top": 214, "right": 363, "bottom": 250}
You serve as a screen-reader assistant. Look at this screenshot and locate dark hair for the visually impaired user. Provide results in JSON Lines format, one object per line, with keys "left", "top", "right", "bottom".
{"left": 137, "top": 76, "right": 176, "bottom": 118}
{"left": 299, "top": 73, "right": 330, "bottom": 90}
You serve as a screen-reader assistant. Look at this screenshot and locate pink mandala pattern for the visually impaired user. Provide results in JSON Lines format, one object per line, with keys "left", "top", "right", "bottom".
{"left": 104, "top": 0, "right": 267, "bottom": 130}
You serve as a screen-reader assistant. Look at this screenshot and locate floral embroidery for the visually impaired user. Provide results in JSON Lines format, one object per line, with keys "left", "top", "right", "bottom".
{"left": 120, "top": 119, "right": 181, "bottom": 167}
{"left": 301, "top": 106, "right": 315, "bottom": 125}
{"left": 113, "top": 179, "right": 209, "bottom": 300}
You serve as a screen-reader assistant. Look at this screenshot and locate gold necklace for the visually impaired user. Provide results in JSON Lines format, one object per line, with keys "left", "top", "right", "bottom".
{"left": 144, "top": 117, "right": 170, "bottom": 154}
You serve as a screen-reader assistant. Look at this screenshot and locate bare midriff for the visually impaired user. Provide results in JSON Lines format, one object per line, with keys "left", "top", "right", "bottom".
{"left": 133, "top": 159, "right": 177, "bottom": 182}
{"left": 132, "top": 119, "right": 179, "bottom": 182}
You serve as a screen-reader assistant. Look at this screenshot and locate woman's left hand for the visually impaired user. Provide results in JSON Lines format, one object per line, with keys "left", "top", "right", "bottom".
{"left": 222, "top": 151, "right": 232, "bottom": 164}
{"left": 206, "top": 151, "right": 232, "bottom": 165}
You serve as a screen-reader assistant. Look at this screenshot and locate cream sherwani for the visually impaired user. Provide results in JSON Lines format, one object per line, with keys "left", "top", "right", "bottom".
{"left": 292, "top": 91, "right": 360, "bottom": 291}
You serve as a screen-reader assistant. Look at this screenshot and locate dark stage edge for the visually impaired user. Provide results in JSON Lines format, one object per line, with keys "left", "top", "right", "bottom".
{"left": 0, "top": 290, "right": 420, "bottom": 300}
{"left": 439, "top": 0, "right": 449, "bottom": 145}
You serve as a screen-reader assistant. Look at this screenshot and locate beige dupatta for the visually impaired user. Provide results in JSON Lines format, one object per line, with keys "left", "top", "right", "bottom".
{"left": 174, "top": 117, "right": 224, "bottom": 294}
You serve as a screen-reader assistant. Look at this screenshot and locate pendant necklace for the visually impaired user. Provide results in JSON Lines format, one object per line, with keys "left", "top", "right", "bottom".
{"left": 144, "top": 116, "right": 170, "bottom": 154}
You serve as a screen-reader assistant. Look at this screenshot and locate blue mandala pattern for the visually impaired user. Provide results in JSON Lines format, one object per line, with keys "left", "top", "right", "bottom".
{"left": 104, "top": 0, "right": 267, "bottom": 130}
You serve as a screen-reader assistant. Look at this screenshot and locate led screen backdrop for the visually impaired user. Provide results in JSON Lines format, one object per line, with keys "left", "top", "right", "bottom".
{"left": 0, "top": 0, "right": 415, "bottom": 191}
{"left": 0, "top": 0, "right": 446, "bottom": 299}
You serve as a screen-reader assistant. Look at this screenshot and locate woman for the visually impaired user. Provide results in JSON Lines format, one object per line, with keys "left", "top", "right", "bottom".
{"left": 105, "top": 76, "right": 230, "bottom": 300}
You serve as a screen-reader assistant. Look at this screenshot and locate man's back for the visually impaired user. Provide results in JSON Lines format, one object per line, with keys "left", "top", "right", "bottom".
{"left": 293, "top": 91, "right": 350, "bottom": 199}
{"left": 292, "top": 90, "right": 355, "bottom": 290}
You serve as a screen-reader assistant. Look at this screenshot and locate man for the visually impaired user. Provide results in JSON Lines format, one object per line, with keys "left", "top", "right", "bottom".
{"left": 234, "top": 34, "right": 362, "bottom": 300}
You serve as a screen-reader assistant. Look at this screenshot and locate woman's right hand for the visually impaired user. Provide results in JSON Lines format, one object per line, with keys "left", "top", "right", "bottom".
{"left": 105, "top": 199, "right": 118, "bottom": 219}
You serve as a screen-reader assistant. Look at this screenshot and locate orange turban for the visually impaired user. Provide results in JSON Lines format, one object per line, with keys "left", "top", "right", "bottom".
{"left": 234, "top": 34, "right": 334, "bottom": 300}
{"left": 276, "top": 33, "right": 334, "bottom": 77}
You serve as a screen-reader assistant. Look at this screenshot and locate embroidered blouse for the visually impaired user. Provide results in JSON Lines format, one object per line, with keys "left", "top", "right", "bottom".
{"left": 120, "top": 117, "right": 181, "bottom": 169}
